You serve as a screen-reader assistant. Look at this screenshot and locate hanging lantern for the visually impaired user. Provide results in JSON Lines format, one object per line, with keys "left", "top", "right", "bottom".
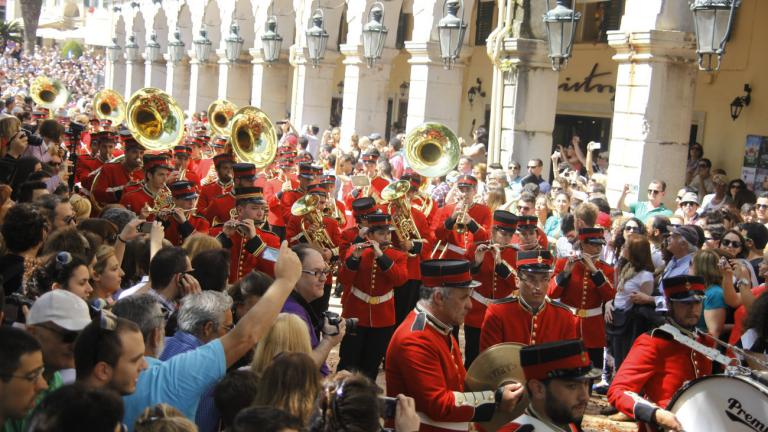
{"left": 261, "top": 16, "right": 283, "bottom": 63}
{"left": 193, "top": 27, "right": 213, "bottom": 63}
{"left": 691, "top": 0, "right": 740, "bottom": 72}
{"left": 145, "top": 31, "right": 161, "bottom": 62}
{"left": 437, "top": 0, "right": 467, "bottom": 70}
{"left": 225, "top": 20, "right": 244, "bottom": 63}
{"left": 362, "top": 2, "right": 388, "bottom": 68}
{"left": 306, "top": 9, "right": 329, "bottom": 67}
{"left": 106, "top": 37, "right": 122, "bottom": 62}
{"left": 543, "top": 0, "right": 581, "bottom": 71}
{"left": 124, "top": 33, "right": 140, "bottom": 61}
{"left": 168, "top": 28, "right": 185, "bottom": 63}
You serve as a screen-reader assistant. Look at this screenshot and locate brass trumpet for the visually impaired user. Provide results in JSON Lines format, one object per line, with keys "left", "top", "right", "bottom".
{"left": 93, "top": 89, "right": 126, "bottom": 125}
{"left": 454, "top": 194, "right": 472, "bottom": 234}
{"left": 291, "top": 195, "right": 337, "bottom": 253}
{"left": 381, "top": 180, "right": 422, "bottom": 246}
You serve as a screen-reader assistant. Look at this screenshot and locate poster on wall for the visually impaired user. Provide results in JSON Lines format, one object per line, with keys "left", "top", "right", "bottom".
{"left": 743, "top": 135, "right": 766, "bottom": 191}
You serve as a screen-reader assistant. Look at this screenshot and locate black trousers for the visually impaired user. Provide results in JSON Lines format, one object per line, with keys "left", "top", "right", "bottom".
{"left": 310, "top": 283, "right": 332, "bottom": 317}
{"left": 394, "top": 280, "right": 421, "bottom": 327}
{"left": 464, "top": 325, "right": 481, "bottom": 369}
{"left": 338, "top": 326, "right": 394, "bottom": 381}
{"left": 588, "top": 347, "right": 604, "bottom": 371}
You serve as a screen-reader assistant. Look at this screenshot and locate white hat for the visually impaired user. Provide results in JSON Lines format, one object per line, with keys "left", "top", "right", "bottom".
{"left": 28, "top": 290, "right": 91, "bottom": 331}
{"left": 681, "top": 192, "right": 700, "bottom": 205}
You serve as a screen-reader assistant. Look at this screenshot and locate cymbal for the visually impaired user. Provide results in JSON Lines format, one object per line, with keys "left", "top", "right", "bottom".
{"left": 465, "top": 343, "right": 529, "bottom": 431}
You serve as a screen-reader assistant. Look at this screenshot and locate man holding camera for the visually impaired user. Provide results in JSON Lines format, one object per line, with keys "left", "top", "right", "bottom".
{"left": 337, "top": 213, "right": 408, "bottom": 380}
{"left": 282, "top": 244, "right": 347, "bottom": 376}
{"left": 386, "top": 259, "right": 525, "bottom": 432}
{"left": 214, "top": 186, "right": 280, "bottom": 282}
{"left": 548, "top": 228, "right": 615, "bottom": 369}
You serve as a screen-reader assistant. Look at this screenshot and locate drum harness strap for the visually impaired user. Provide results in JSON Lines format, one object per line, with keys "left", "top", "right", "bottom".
{"left": 659, "top": 324, "right": 756, "bottom": 375}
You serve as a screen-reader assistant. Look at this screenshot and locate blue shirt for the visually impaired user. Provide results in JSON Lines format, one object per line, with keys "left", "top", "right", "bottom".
{"left": 697, "top": 284, "right": 726, "bottom": 331}
{"left": 159, "top": 331, "right": 220, "bottom": 432}
{"left": 543, "top": 214, "right": 562, "bottom": 241}
{"left": 656, "top": 253, "right": 694, "bottom": 311}
{"left": 123, "top": 339, "right": 226, "bottom": 431}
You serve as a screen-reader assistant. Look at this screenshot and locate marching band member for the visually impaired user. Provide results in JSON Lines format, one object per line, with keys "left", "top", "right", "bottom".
{"left": 608, "top": 275, "right": 713, "bottom": 432}
{"left": 549, "top": 227, "right": 615, "bottom": 369}
{"left": 196, "top": 153, "right": 234, "bottom": 213}
{"left": 119, "top": 154, "right": 173, "bottom": 215}
{"left": 346, "top": 150, "right": 391, "bottom": 206}
{"left": 462, "top": 210, "right": 520, "bottom": 367}
{"left": 203, "top": 163, "right": 257, "bottom": 227}
{"left": 264, "top": 155, "right": 299, "bottom": 240}
{"left": 480, "top": 250, "right": 578, "bottom": 351}
{"left": 431, "top": 175, "right": 492, "bottom": 260}
{"left": 319, "top": 175, "right": 348, "bottom": 228}
{"left": 285, "top": 183, "right": 342, "bottom": 256}
{"left": 338, "top": 197, "right": 380, "bottom": 273}
{"left": 385, "top": 259, "right": 525, "bottom": 432}
{"left": 161, "top": 181, "right": 210, "bottom": 246}
{"left": 403, "top": 173, "right": 437, "bottom": 221}
{"left": 501, "top": 340, "right": 601, "bottom": 432}
{"left": 337, "top": 213, "right": 408, "bottom": 380}
{"left": 90, "top": 133, "right": 144, "bottom": 210}
{"left": 76, "top": 130, "right": 114, "bottom": 196}
{"left": 170, "top": 145, "right": 201, "bottom": 186}
{"left": 214, "top": 186, "right": 280, "bottom": 282}
{"left": 270, "top": 162, "right": 321, "bottom": 239}
{"left": 513, "top": 215, "right": 548, "bottom": 250}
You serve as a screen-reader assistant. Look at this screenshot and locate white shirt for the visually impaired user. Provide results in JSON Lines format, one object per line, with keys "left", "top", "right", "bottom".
{"left": 614, "top": 270, "right": 655, "bottom": 310}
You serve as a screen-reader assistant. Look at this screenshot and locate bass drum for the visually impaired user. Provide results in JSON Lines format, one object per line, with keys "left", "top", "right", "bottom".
{"left": 668, "top": 375, "right": 768, "bottom": 431}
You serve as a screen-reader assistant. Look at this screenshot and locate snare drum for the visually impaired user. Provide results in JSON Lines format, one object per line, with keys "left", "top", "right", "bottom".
{"left": 668, "top": 375, "right": 768, "bottom": 431}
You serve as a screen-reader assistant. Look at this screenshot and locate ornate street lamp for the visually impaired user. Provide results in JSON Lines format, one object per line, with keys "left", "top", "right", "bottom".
{"left": 224, "top": 20, "right": 244, "bottom": 63}
{"left": 362, "top": 2, "right": 388, "bottom": 68}
{"left": 261, "top": 16, "right": 283, "bottom": 64}
{"left": 691, "top": 0, "right": 740, "bottom": 72}
{"left": 399, "top": 81, "right": 409, "bottom": 98}
{"left": 543, "top": 0, "right": 581, "bottom": 71}
{"left": 437, "top": 0, "right": 467, "bottom": 70}
{"left": 145, "top": 31, "right": 161, "bottom": 62}
{"left": 168, "top": 28, "right": 185, "bottom": 63}
{"left": 106, "top": 37, "right": 122, "bottom": 62}
{"left": 306, "top": 9, "right": 329, "bottom": 67}
{"left": 124, "top": 34, "right": 139, "bottom": 61}
{"left": 193, "top": 27, "right": 213, "bottom": 62}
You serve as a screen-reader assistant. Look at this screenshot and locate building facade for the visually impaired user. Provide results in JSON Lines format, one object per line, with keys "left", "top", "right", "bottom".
{"left": 19, "top": 0, "right": 768, "bottom": 208}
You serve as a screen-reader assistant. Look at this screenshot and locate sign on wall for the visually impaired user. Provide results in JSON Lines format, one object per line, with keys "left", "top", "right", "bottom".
{"left": 742, "top": 135, "right": 768, "bottom": 191}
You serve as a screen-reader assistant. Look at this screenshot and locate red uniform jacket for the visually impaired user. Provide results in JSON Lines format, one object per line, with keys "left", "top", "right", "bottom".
{"left": 264, "top": 175, "right": 300, "bottom": 228}
{"left": 75, "top": 154, "right": 104, "bottom": 190}
{"left": 189, "top": 158, "right": 212, "bottom": 180}
{"left": 480, "top": 297, "right": 579, "bottom": 351}
{"left": 286, "top": 214, "right": 341, "bottom": 251}
{"left": 91, "top": 162, "right": 143, "bottom": 205}
{"left": 268, "top": 188, "right": 305, "bottom": 229}
{"left": 162, "top": 214, "right": 210, "bottom": 246}
{"left": 464, "top": 245, "right": 518, "bottom": 329}
{"left": 338, "top": 247, "right": 408, "bottom": 327}
{"left": 432, "top": 203, "right": 491, "bottom": 260}
{"left": 499, "top": 409, "right": 580, "bottom": 432}
{"left": 386, "top": 306, "right": 496, "bottom": 432}
{"left": 511, "top": 227, "right": 549, "bottom": 250}
{"left": 339, "top": 226, "right": 363, "bottom": 265}
{"left": 412, "top": 193, "right": 437, "bottom": 221}
{"left": 548, "top": 259, "right": 615, "bottom": 349}
{"left": 388, "top": 205, "right": 434, "bottom": 282}
{"left": 203, "top": 193, "right": 235, "bottom": 226}
{"left": 197, "top": 180, "right": 233, "bottom": 213}
{"left": 344, "top": 176, "right": 391, "bottom": 208}
{"left": 214, "top": 227, "right": 281, "bottom": 282}
{"left": 608, "top": 328, "right": 713, "bottom": 431}
{"left": 119, "top": 184, "right": 156, "bottom": 215}
{"left": 177, "top": 168, "right": 201, "bottom": 187}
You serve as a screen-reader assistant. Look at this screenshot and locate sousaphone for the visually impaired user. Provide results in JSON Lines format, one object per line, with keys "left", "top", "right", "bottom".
{"left": 31, "top": 76, "right": 70, "bottom": 115}
{"left": 229, "top": 106, "right": 277, "bottom": 168}
{"left": 465, "top": 343, "right": 529, "bottom": 430}
{"left": 403, "top": 122, "right": 461, "bottom": 178}
{"left": 126, "top": 87, "right": 185, "bottom": 152}
{"left": 208, "top": 99, "right": 238, "bottom": 136}
{"left": 93, "top": 89, "right": 126, "bottom": 125}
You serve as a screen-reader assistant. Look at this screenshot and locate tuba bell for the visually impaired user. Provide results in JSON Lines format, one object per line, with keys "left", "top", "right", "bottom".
{"left": 291, "top": 194, "right": 337, "bottom": 253}
{"left": 31, "top": 76, "right": 70, "bottom": 115}
{"left": 126, "top": 87, "right": 185, "bottom": 152}
{"left": 229, "top": 106, "right": 277, "bottom": 168}
{"left": 381, "top": 179, "right": 422, "bottom": 246}
{"left": 93, "top": 89, "right": 126, "bottom": 126}
{"left": 208, "top": 99, "right": 238, "bottom": 137}
{"left": 403, "top": 122, "right": 461, "bottom": 178}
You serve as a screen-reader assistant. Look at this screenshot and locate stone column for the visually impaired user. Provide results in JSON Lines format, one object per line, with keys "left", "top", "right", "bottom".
{"left": 105, "top": 59, "right": 125, "bottom": 91}
{"left": 249, "top": 49, "right": 291, "bottom": 121}
{"left": 144, "top": 56, "right": 167, "bottom": 89}
{"left": 339, "top": 46, "right": 396, "bottom": 151}
{"left": 606, "top": 29, "right": 697, "bottom": 208}
{"left": 165, "top": 56, "right": 190, "bottom": 110}
{"left": 216, "top": 50, "right": 252, "bottom": 109}
{"left": 488, "top": 38, "right": 559, "bottom": 176}
{"left": 124, "top": 59, "right": 144, "bottom": 98}
{"left": 290, "top": 50, "right": 339, "bottom": 133}
{"left": 403, "top": 42, "right": 465, "bottom": 134}
{"left": 187, "top": 56, "right": 220, "bottom": 116}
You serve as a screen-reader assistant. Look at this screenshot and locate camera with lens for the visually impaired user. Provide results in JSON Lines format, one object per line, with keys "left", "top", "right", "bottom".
{"left": 4, "top": 292, "right": 34, "bottom": 324}
{"left": 322, "top": 310, "right": 358, "bottom": 336}
{"left": 25, "top": 131, "right": 43, "bottom": 147}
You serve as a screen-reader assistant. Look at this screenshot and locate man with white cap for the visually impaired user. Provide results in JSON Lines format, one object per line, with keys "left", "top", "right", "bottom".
{"left": 6, "top": 290, "right": 90, "bottom": 432}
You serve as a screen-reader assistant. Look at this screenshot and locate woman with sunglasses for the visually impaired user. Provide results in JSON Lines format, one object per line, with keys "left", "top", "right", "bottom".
{"left": 721, "top": 229, "right": 748, "bottom": 260}
{"left": 611, "top": 218, "right": 646, "bottom": 264}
